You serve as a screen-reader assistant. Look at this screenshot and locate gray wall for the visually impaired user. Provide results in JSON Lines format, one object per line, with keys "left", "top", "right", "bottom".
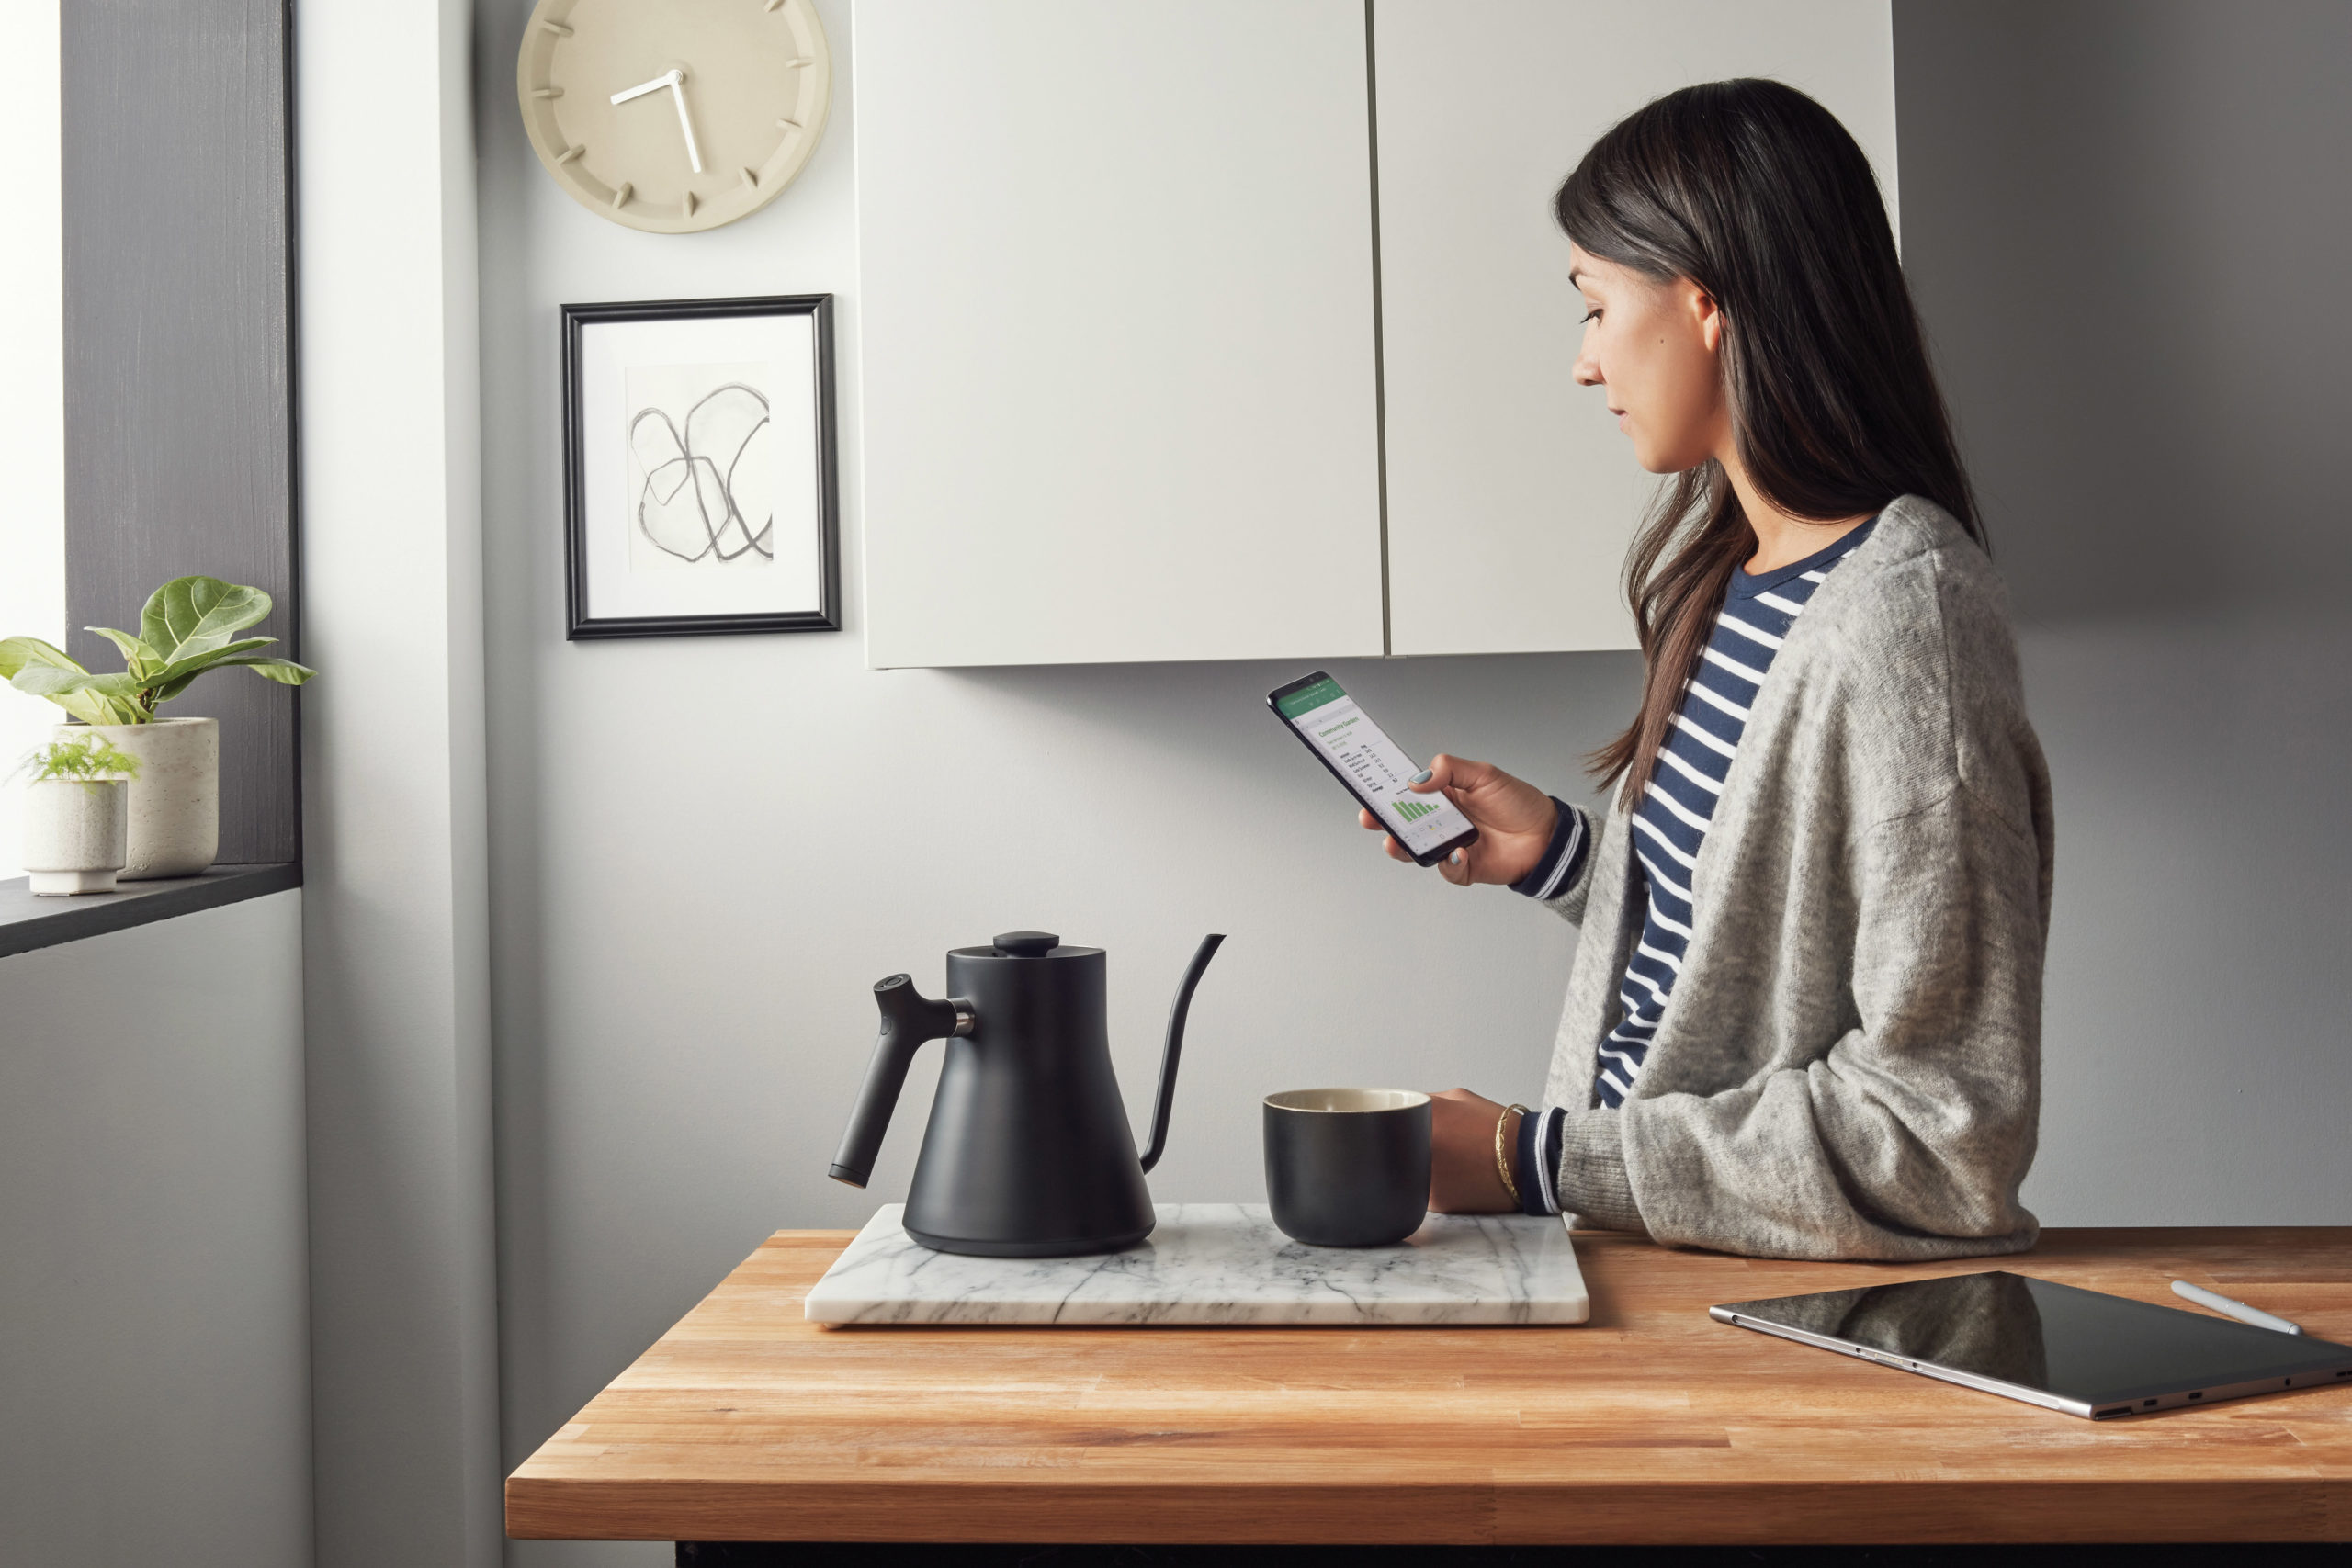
{"left": 0, "top": 891, "right": 311, "bottom": 1568}
{"left": 62, "top": 0, "right": 300, "bottom": 864}
{"left": 1894, "top": 0, "right": 2352, "bottom": 1223}
{"left": 475, "top": 9, "right": 1626, "bottom": 1563}
{"left": 476, "top": 4, "right": 2350, "bottom": 1562}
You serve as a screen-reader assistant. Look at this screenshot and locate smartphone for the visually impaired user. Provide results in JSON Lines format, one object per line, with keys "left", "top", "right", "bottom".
{"left": 1267, "top": 671, "right": 1479, "bottom": 867}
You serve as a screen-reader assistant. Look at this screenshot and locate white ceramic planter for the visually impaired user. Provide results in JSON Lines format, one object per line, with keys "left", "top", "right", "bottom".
{"left": 23, "top": 777, "right": 130, "bottom": 895}
{"left": 54, "top": 716, "right": 219, "bottom": 879}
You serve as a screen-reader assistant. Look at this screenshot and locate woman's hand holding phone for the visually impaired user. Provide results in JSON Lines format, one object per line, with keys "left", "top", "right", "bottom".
{"left": 1359, "top": 753, "right": 1557, "bottom": 887}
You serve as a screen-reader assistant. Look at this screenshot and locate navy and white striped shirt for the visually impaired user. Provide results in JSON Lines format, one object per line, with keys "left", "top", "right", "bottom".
{"left": 1506, "top": 519, "right": 1876, "bottom": 1215}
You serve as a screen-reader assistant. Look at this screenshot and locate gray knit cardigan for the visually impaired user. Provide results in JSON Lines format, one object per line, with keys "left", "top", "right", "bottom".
{"left": 1542, "top": 494, "right": 2053, "bottom": 1261}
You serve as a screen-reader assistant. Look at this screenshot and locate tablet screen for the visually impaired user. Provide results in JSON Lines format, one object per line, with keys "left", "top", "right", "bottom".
{"left": 1719, "top": 1271, "right": 2352, "bottom": 1410}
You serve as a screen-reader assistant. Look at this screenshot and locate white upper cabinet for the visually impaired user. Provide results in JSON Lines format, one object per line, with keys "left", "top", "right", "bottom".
{"left": 856, "top": 2, "right": 1894, "bottom": 668}
{"left": 856, "top": 1, "right": 1385, "bottom": 668}
{"left": 1374, "top": 1, "right": 1896, "bottom": 656}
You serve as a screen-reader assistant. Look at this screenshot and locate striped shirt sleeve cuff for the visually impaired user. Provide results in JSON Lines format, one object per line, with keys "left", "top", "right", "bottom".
{"left": 1515, "top": 1104, "right": 1568, "bottom": 1215}
{"left": 1553, "top": 1108, "right": 1644, "bottom": 1233}
{"left": 1507, "top": 799, "right": 1589, "bottom": 902}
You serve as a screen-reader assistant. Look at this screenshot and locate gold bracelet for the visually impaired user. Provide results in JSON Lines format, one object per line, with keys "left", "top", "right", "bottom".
{"left": 1495, "top": 1103, "right": 1531, "bottom": 1208}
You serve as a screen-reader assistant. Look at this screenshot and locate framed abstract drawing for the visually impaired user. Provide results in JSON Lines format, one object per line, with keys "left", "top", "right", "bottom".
{"left": 561, "top": 294, "right": 841, "bottom": 638}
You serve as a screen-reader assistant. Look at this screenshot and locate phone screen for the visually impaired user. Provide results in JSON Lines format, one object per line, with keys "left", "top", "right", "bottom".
{"left": 1273, "top": 675, "right": 1476, "bottom": 858}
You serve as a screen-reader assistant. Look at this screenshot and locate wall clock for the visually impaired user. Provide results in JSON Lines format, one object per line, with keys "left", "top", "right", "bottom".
{"left": 516, "top": 0, "right": 833, "bottom": 234}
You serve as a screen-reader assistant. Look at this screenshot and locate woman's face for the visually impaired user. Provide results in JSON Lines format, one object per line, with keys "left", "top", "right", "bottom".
{"left": 1568, "top": 244, "right": 1729, "bottom": 475}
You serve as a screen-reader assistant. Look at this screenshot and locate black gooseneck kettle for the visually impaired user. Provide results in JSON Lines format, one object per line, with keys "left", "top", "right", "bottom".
{"left": 829, "top": 931, "right": 1225, "bottom": 1257}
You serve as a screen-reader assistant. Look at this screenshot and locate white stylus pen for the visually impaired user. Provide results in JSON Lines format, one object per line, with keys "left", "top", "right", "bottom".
{"left": 2172, "top": 1279, "right": 2302, "bottom": 1335}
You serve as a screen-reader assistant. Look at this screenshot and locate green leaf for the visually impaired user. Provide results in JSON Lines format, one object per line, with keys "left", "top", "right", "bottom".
{"left": 148, "top": 652, "right": 314, "bottom": 705}
{"left": 0, "top": 637, "right": 85, "bottom": 682}
{"left": 13, "top": 667, "right": 145, "bottom": 701}
{"left": 15, "top": 734, "right": 141, "bottom": 783}
{"left": 86, "top": 626, "right": 164, "bottom": 680}
{"left": 10, "top": 667, "right": 146, "bottom": 726}
{"left": 142, "top": 636, "right": 278, "bottom": 694}
{"left": 139, "top": 576, "right": 273, "bottom": 664}
{"left": 50, "top": 690, "right": 132, "bottom": 727}
{"left": 235, "top": 657, "right": 316, "bottom": 687}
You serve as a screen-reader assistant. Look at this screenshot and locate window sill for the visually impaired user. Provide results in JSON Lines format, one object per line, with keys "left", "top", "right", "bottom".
{"left": 0, "top": 863, "right": 301, "bottom": 959}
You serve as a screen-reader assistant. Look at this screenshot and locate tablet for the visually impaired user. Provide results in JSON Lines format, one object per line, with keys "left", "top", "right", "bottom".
{"left": 1713, "top": 1270, "right": 2352, "bottom": 1419}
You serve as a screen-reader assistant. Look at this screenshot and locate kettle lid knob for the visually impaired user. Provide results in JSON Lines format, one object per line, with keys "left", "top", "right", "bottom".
{"left": 992, "top": 930, "right": 1060, "bottom": 957}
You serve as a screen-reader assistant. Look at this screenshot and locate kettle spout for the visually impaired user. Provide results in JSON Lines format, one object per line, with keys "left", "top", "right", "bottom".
{"left": 1137, "top": 933, "right": 1226, "bottom": 1174}
{"left": 829, "top": 976, "right": 972, "bottom": 1188}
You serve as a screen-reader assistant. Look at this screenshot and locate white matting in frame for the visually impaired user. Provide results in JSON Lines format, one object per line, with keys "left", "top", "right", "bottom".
{"left": 563, "top": 295, "right": 840, "bottom": 638}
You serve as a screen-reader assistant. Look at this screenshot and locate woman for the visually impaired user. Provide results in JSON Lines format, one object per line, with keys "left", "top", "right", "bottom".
{"left": 1365, "top": 79, "right": 2052, "bottom": 1261}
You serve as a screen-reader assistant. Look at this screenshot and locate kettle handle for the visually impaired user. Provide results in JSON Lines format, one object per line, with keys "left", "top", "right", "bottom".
{"left": 1137, "top": 933, "right": 1226, "bottom": 1174}
{"left": 829, "top": 976, "right": 972, "bottom": 1188}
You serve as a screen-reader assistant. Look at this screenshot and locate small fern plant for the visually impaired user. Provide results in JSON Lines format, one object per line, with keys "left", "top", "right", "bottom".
{"left": 0, "top": 575, "right": 315, "bottom": 727}
{"left": 14, "top": 734, "right": 141, "bottom": 785}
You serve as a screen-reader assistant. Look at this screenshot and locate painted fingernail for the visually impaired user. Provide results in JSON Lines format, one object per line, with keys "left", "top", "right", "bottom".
{"left": 1449, "top": 851, "right": 1464, "bottom": 865}
{"left": 1411, "top": 770, "right": 1433, "bottom": 784}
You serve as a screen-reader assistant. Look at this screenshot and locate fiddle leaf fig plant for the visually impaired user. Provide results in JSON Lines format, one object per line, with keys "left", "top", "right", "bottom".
{"left": 0, "top": 575, "right": 314, "bottom": 726}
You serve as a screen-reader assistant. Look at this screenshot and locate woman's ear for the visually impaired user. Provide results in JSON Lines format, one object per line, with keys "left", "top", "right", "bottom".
{"left": 1692, "top": 283, "right": 1726, "bottom": 354}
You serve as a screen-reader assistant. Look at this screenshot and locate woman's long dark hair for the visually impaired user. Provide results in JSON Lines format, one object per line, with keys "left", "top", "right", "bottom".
{"left": 1555, "top": 79, "right": 1981, "bottom": 805}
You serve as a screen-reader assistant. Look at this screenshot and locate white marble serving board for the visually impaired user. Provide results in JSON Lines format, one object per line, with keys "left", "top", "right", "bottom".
{"left": 803, "top": 1203, "right": 1587, "bottom": 1326}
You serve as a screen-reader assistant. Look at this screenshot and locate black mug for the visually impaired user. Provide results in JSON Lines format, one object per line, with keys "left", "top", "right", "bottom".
{"left": 1262, "top": 1089, "right": 1432, "bottom": 1247}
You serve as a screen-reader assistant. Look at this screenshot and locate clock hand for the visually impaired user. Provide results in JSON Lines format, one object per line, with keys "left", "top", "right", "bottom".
{"left": 608, "top": 69, "right": 705, "bottom": 176}
{"left": 609, "top": 70, "right": 676, "bottom": 107}
{"left": 666, "top": 76, "right": 705, "bottom": 175}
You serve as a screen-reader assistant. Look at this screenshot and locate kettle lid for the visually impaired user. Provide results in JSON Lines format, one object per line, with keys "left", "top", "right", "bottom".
{"left": 991, "top": 930, "right": 1060, "bottom": 957}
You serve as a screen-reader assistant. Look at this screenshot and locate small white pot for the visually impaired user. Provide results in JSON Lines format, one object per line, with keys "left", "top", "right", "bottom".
{"left": 23, "top": 776, "right": 130, "bottom": 895}
{"left": 54, "top": 716, "right": 219, "bottom": 879}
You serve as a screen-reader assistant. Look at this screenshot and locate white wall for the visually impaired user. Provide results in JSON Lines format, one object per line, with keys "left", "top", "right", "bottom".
{"left": 299, "top": 0, "right": 501, "bottom": 1564}
{"left": 0, "top": 891, "right": 311, "bottom": 1568}
{"left": 471, "top": 5, "right": 2348, "bottom": 1563}
{"left": 0, "top": 0, "right": 66, "bottom": 879}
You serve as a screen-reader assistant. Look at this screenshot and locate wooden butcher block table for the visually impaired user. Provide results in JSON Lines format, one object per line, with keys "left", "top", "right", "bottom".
{"left": 506, "top": 1226, "right": 2352, "bottom": 1546}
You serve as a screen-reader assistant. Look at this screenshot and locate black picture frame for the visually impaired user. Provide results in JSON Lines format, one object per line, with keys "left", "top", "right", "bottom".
{"left": 561, "top": 293, "right": 842, "bottom": 639}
